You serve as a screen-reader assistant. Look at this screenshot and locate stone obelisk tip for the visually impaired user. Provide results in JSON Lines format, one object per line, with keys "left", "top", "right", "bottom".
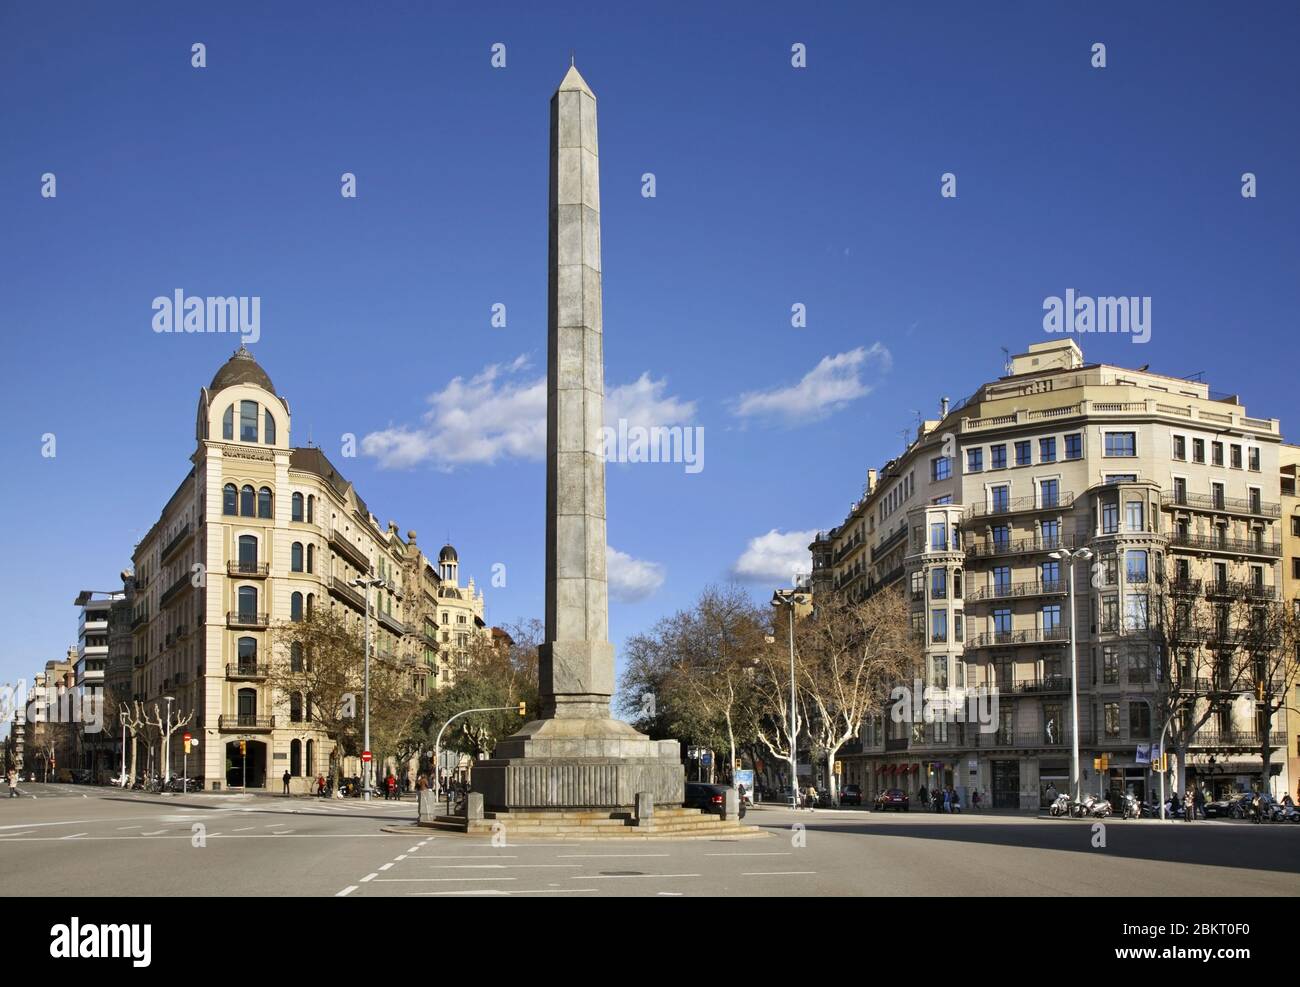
{"left": 556, "top": 62, "right": 594, "bottom": 96}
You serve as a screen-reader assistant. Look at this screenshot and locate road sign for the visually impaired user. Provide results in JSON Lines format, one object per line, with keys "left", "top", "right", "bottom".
{"left": 701, "top": 753, "right": 712, "bottom": 766}
{"left": 361, "top": 750, "right": 372, "bottom": 763}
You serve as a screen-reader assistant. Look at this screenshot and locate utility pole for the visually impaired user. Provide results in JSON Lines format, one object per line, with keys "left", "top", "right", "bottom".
{"left": 353, "top": 576, "right": 387, "bottom": 801}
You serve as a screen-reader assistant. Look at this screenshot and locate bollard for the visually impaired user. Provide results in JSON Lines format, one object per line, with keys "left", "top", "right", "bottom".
{"left": 418, "top": 789, "right": 437, "bottom": 824}
{"left": 465, "top": 792, "right": 484, "bottom": 822}
{"left": 723, "top": 788, "right": 740, "bottom": 822}
{"left": 635, "top": 791, "right": 655, "bottom": 826}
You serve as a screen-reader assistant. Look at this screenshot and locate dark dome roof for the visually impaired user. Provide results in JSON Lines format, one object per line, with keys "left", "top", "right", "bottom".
{"left": 210, "top": 345, "right": 276, "bottom": 395}
{"left": 439, "top": 544, "right": 458, "bottom": 563}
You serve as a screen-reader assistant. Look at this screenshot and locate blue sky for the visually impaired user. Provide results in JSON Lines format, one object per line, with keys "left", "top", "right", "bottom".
{"left": 1, "top": 1, "right": 1297, "bottom": 697}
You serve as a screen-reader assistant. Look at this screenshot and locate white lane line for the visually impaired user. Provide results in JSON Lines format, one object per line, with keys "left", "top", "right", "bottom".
{"left": 272, "top": 830, "right": 294, "bottom": 835}
{"left": 140, "top": 830, "right": 167, "bottom": 836}
{"left": 378, "top": 877, "right": 516, "bottom": 883}
{"left": 116, "top": 826, "right": 142, "bottom": 831}
{"left": 60, "top": 833, "right": 89, "bottom": 840}
{"left": 558, "top": 853, "right": 670, "bottom": 858}
{"left": 705, "top": 851, "right": 791, "bottom": 856}
{"left": 577, "top": 873, "right": 701, "bottom": 880}
{"left": 378, "top": 863, "right": 394, "bottom": 871}
{"left": 741, "top": 871, "right": 817, "bottom": 876}
{"left": 409, "top": 855, "right": 519, "bottom": 860}
{"left": 336, "top": 886, "right": 358, "bottom": 897}
{"left": 0, "top": 830, "right": 36, "bottom": 838}
{"left": 409, "top": 890, "right": 511, "bottom": 896}
{"left": 407, "top": 847, "right": 420, "bottom": 853}
{"left": 418, "top": 864, "right": 579, "bottom": 870}
{"left": 360, "top": 873, "right": 378, "bottom": 883}
{"left": 394, "top": 854, "right": 408, "bottom": 861}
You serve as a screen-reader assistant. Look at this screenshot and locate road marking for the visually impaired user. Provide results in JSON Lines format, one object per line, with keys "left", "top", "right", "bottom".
{"left": 378, "top": 877, "right": 517, "bottom": 883}
{"left": 410, "top": 888, "right": 597, "bottom": 896}
{"left": 419, "top": 864, "right": 579, "bottom": 870}
{"left": 558, "top": 853, "right": 670, "bottom": 858}
{"left": 379, "top": 863, "right": 394, "bottom": 871}
{"left": 61, "top": 833, "right": 89, "bottom": 840}
{"left": 410, "top": 854, "right": 519, "bottom": 860}
{"left": 407, "top": 847, "right": 420, "bottom": 853}
{"left": 577, "top": 873, "right": 701, "bottom": 880}
{"left": 0, "top": 830, "right": 36, "bottom": 838}
{"left": 336, "top": 886, "right": 358, "bottom": 897}
{"left": 141, "top": 830, "right": 167, "bottom": 836}
{"left": 408, "top": 889, "right": 511, "bottom": 896}
{"left": 705, "top": 851, "right": 791, "bottom": 856}
{"left": 232, "top": 827, "right": 255, "bottom": 832}
{"left": 360, "top": 873, "right": 378, "bottom": 883}
{"left": 394, "top": 854, "right": 408, "bottom": 861}
{"left": 741, "top": 871, "right": 817, "bottom": 876}
{"left": 117, "top": 826, "right": 142, "bottom": 831}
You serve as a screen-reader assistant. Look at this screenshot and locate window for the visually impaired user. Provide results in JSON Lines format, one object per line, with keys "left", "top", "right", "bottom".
{"left": 306, "top": 496, "right": 315, "bottom": 523}
{"left": 1105, "top": 474, "right": 1137, "bottom": 484}
{"left": 929, "top": 522, "right": 947, "bottom": 551}
{"left": 931, "top": 568, "right": 947, "bottom": 599}
{"left": 931, "top": 609, "right": 947, "bottom": 644}
{"left": 290, "top": 739, "right": 301, "bottom": 776}
{"left": 1249, "top": 488, "right": 1261, "bottom": 513}
{"left": 1105, "top": 703, "right": 1120, "bottom": 739}
{"left": 1230, "top": 444, "right": 1242, "bottom": 469}
{"left": 240, "top": 400, "right": 258, "bottom": 442}
{"left": 1041, "top": 519, "right": 1060, "bottom": 546}
{"left": 290, "top": 693, "right": 303, "bottom": 723}
{"left": 1126, "top": 550, "right": 1148, "bottom": 583}
{"left": 1130, "top": 650, "right": 1151, "bottom": 684}
{"left": 223, "top": 483, "right": 238, "bottom": 516}
{"left": 991, "top": 444, "right": 1007, "bottom": 470}
{"left": 1212, "top": 441, "right": 1224, "bottom": 466}
{"left": 264, "top": 409, "right": 276, "bottom": 445}
{"left": 1064, "top": 433, "right": 1082, "bottom": 460}
{"left": 306, "top": 544, "right": 314, "bottom": 573}
{"left": 1248, "top": 446, "right": 1260, "bottom": 472}
{"left": 291, "top": 592, "right": 303, "bottom": 622}
{"left": 1125, "top": 593, "right": 1148, "bottom": 631}
{"left": 931, "top": 655, "right": 948, "bottom": 689}
{"left": 292, "top": 492, "right": 304, "bottom": 522}
{"left": 1192, "top": 438, "right": 1205, "bottom": 463}
{"left": 223, "top": 406, "right": 234, "bottom": 441}
{"left": 290, "top": 641, "right": 304, "bottom": 673}
{"left": 993, "top": 524, "right": 1010, "bottom": 548}
{"left": 1041, "top": 604, "right": 1062, "bottom": 636}
{"left": 1039, "top": 437, "right": 1056, "bottom": 464}
{"left": 1172, "top": 435, "right": 1186, "bottom": 461}
{"left": 1105, "top": 432, "right": 1136, "bottom": 457}
{"left": 1040, "top": 479, "right": 1059, "bottom": 509}
{"left": 291, "top": 542, "right": 304, "bottom": 572}
{"left": 1040, "top": 559, "right": 1060, "bottom": 590}
{"left": 1212, "top": 482, "right": 1225, "bottom": 509}
{"left": 993, "top": 608, "right": 1012, "bottom": 636}
{"left": 237, "top": 636, "right": 256, "bottom": 670}
{"left": 1101, "top": 596, "right": 1119, "bottom": 633}
{"left": 1102, "top": 501, "right": 1119, "bottom": 534}
{"left": 933, "top": 495, "right": 952, "bottom": 505}
{"left": 991, "top": 485, "right": 1010, "bottom": 513}
{"left": 240, "top": 485, "right": 255, "bottom": 517}
{"left": 993, "top": 566, "right": 1011, "bottom": 595}
{"left": 967, "top": 448, "right": 983, "bottom": 473}
{"left": 1015, "top": 440, "right": 1031, "bottom": 466}
{"left": 931, "top": 456, "right": 952, "bottom": 482}
{"left": 237, "top": 534, "right": 257, "bottom": 570}
{"left": 1103, "top": 646, "right": 1119, "bottom": 684}
{"left": 1125, "top": 500, "right": 1144, "bottom": 532}
{"left": 1172, "top": 476, "right": 1187, "bottom": 505}
{"left": 954, "top": 612, "right": 964, "bottom": 642}
{"left": 237, "top": 586, "right": 258, "bottom": 622}
{"left": 1129, "top": 703, "right": 1151, "bottom": 738}
{"left": 257, "top": 487, "right": 273, "bottom": 519}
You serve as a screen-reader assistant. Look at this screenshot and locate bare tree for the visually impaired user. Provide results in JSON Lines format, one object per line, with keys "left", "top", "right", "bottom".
{"left": 120, "top": 702, "right": 146, "bottom": 786}
{"left": 144, "top": 702, "right": 194, "bottom": 784}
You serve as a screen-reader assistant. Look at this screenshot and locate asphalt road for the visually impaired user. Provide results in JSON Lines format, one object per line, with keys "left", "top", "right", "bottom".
{"left": 2, "top": 785, "right": 1296, "bottom": 897}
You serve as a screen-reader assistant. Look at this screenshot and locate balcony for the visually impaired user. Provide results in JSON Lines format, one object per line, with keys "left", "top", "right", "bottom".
{"left": 159, "top": 573, "right": 194, "bottom": 610}
{"left": 971, "top": 728, "right": 1094, "bottom": 750}
{"left": 159, "top": 523, "right": 193, "bottom": 563}
{"left": 377, "top": 610, "right": 406, "bottom": 636}
{"left": 329, "top": 576, "right": 367, "bottom": 614}
{"left": 329, "top": 529, "right": 370, "bottom": 571}
{"left": 966, "top": 535, "right": 1077, "bottom": 561}
{"left": 966, "top": 626, "right": 1071, "bottom": 649}
{"left": 1189, "top": 731, "right": 1285, "bottom": 750}
{"left": 226, "top": 663, "right": 269, "bottom": 680}
{"left": 218, "top": 715, "right": 275, "bottom": 732}
{"left": 871, "top": 525, "right": 908, "bottom": 562}
{"left": 967, "top": 491, "right": 1075, "bottom": 520}
{"left": 1162, "top": 490, "right": 1280, "bottom": 519}
{"left": 1168, "top": 532, "right": 1281, "bottom": 558}
{"left": 1169, "top": 578, "right": 1202, "bottom": 596}
{"left": 226, "top": 611, "right": 269, "bottom": 629}
{"left": 131, "top": 607, "right": 150, "bottom": 629}
{"left": 1009, "top": 676, "right": 1072, "bottom": 695}
{"left": 227, "top": 561, "right": 270, "bottom": 578}
{"left": 966, "top": 579, "right": 1067, "bottom": 602}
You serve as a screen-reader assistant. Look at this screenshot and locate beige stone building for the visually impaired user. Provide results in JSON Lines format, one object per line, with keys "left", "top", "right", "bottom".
{"left": 1280, "top": 444, "right": 1300, "bottom": 797}
{"left": 815, "top": 339, "right": 1288, "bottom": 807}
{"left": 21, "top": 655, "right": 76, "bottom": 779}
{"left": 130, "top": 346, "right": 489, "bottom": 791}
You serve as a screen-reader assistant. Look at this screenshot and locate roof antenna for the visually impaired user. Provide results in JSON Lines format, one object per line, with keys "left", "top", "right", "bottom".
{"left": 1001, "top": 346, "right": 1012, "bottom": 376}
{"left": 570, "top": 49, "right": 575, "bottom": 66}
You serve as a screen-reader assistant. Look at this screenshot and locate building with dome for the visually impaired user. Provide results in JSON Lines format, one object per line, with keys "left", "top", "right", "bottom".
{"left": 128, "top": 346, "right": 489, "bottom": 791}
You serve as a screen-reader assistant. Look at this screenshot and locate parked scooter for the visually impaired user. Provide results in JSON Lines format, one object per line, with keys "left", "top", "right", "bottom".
{"left": 1121, "top": 793, "right": 1141, "bottom": 819}
{"left": 1048, "top": 793, "right": 1072, "bottom": 817}
{"left": 1080, "top": 793, "right": 1112, "bottom": 818}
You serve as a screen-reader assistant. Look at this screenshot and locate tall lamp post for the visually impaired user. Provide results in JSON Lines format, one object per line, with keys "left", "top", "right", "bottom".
{"left": 352, "top": 576, "right": 387, "bottom": 801}
{"left": 1050, "top": 546, "right": 1092, "bottom": 803}
{"left": 771, "top": 589, "right": 802, "bottom": 808}
{"left": 162, "top": 695, "right": 175, "bottom": 784}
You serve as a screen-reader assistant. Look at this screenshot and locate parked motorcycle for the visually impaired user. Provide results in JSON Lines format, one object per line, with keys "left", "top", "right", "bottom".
{"left": 1121, "top": 793, "right": 1141, "bottom": 819}
{"left": 1049, "top": 793, "right": 1072, "bottom": 817}
{"left": 1079, "top": 793, "right": 1112, "bottom": 818}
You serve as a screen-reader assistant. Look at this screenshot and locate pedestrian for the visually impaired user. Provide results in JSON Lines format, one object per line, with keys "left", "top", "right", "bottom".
{"left": 315, "top": 773, "right": 326, "bottom": 797}
{"left": 972, "top": 789, "right": 981, "bottom": 811}
{"left": 6, "top": 768, "right": 17, "bottom": 798}
{"left": 1183, "top": 788, "right": 1195, "bottom": 822}
{"left": 941, "top": 787, "right": 950, "bottom": 813}
{"left": 1194, "top": 786, "right": 1205, "bottom": 820}
{"left": 951, "top": 787, "right": 961, "bottom": 814}
{"left": 918, "top": 784, "right": 929, "bottom": 808}
{"left": 386, "top": 772, "right": 397, "bottom": 801}
{"left": 282, "top": 769, "right": 291, "bottom": 796}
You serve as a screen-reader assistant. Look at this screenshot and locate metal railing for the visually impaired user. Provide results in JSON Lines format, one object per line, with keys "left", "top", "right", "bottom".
{"left": 226, "top": 611, "right": 270, "bottom": 628}
{"left": 226, "top": 663, "right": 269, "bottom": 679}
{"left": 966, "top": 535, "right": 1077, "bottom": 560}
{"left": 966, "top": 626, "right": 1071, "bottom": 649}
{"left": 218, "top": 715, "right": 274, "bottom": 731}
{"left": 1168, "top": 532, "right": 1281, "bottom": 557}
{"left": 967, "top": 491, "right": 1075, "bottom": 519}
{"left": 966, "top": 579, "right": 1066, "bottom": 601}
{"left": 227, "top": 561, "right": 270, "bottom": 577}
{"left": 1162, "top": 490, "right": 1280, "bottom": 518}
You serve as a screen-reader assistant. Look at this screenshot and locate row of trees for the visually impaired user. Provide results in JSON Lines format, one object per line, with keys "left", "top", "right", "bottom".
{"left": 619, "top": 585, "right": 920, "bottom": 802}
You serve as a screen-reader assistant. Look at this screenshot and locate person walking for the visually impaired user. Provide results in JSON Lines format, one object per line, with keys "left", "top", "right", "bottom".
{"left": 315, "top": 773, "right": 326, "bottom": 798}
{"left": 282, "top": 769, "right": 291, "bottom": 796}
{"left": 971, "top": 788, "right": 981, "bottom": 812}
{"left": 1183, "top": 788, "right": 1195, "bottom": 822}
{"left": 6, "top": 768, "right": 17, "bottom": 798}
{"left": 1194, "top": 786, "right": 1205, "bottom": 820}
{"left": 951, "top": 787, "right": 961, "bottom": 814}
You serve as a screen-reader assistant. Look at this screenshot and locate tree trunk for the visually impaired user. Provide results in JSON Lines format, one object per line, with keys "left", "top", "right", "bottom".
{"left": 825, "top": 748, "right": 840, "bottom": 805}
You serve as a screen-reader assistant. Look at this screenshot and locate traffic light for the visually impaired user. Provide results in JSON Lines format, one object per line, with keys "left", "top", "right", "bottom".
{"left": 834, "top": 761, "right": 842, "bottom": 776}
{"left": 239, "top": 740, "right": 247, "bottom": 756}
{"left": 517, "top": 702, "right": 527, "bottom": 717}
{"left": 735, "top": 759, "right": 743, "bottom": 771}
{"left": 1158, "top": 753, "right": 1168, "bottom": 773}
{"left": 183, "top": 739, "right": 192, "bottom": 755}
{"left": 1093, "top": 757, "right": 1102, "bottom": 771}
{"left": 1099, "top": 755, "right": 1109, "bottom": 772}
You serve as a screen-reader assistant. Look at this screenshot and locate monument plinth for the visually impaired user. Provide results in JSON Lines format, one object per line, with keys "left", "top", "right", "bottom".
{"left": 471, "top": 64, "right": 684, "bottom": 811}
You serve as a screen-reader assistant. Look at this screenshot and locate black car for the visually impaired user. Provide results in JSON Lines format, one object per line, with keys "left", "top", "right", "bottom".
{"left": 684, "top": 782, "right": 747, "bottom": 818}
{"left": 875, "top": 788, "right": 910, "bottom": 811}
{"left": 840, "top": 784, "right": 864, "bottom": 806}
{"left": 1203, "top": 793, "right": 1250, "bottom": 819}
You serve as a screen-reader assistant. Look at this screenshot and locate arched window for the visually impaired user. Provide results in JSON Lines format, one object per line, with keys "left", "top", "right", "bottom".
{"left": 306, "top": 544, "right": 315, "bottom": 573}
{"left": 290, "top": 738, "right": 302, "bottom": 775}
{"left": 257, "top": 487, "right": 272, "bottom": 519}
{"left": 237, "top": 586, "right": 258, "bottom": 622}
{"left": 239, "top": 400, "right": 258, "bottom": 442}
{"left": 306, "top": 495, "right": 315, "bottom": 523}
{"left": 223, "top": 484, "right": 238, "bottom": 516}
{"left": 264, "top": 409, "right": 276, "bottom": 445}
{"left": 291, "top": 493, "right": 304, "bottom": 522}
{"left": 290, "top": 693, "right": 303, "bottom": 723}
{"left": 290, "top": 641, "right": 304, "bottom": 672}
{"left": 237, "top": 636, "right": 257, "bottom": 673}
{"left": 222, "top": 406, "right": 234, "bottom": 441}
{"left": 306, "top": 739, "right": 315, "bottom": 775}
{"left": 306, "top": 593, "right": 315, "bottom": 619}
{"left": 237, "top": 688, "right": 257, "bottom": 724}
{"left": 291, "top": 542, "right": 304, "bottom": 572}
{"left": 237, "top": 535, "right": 258, "bottom": 571}
{"left": 291, "top": 592, "right": 303, "bottom": 622}
{"left": 306, "top": 693, "right": 313, "bottom": 722}
{"left": 240, "top": 485, "right": 255, "bottom": 517}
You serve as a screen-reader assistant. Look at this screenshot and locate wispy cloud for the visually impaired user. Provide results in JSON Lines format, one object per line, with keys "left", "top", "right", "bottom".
{"left": 361, "top": 358, "right": 694, "bottom": 470}
{"left": 731, "top": 528, "right": 819, "bottom": 584}
{"left": 607, "top": 546, "right": 665, "bottom": 602}
{"left": 733, "top": 344, "right": 891, "bottom": 425}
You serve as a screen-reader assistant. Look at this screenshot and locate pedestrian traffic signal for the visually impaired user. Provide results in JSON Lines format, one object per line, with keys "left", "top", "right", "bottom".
{"left": 184, "top": 740, "right": 191, "bottom": 755}
{"left": 239, "top": 740, "right": 247, "bottom": 756}
{"left": 1093, "top": 757, "right": 1101, "bottom": 771}
{"left": 834, "top": 761, "right": 842, "bottom": 775}
{"left": 517, "top": 702, "right": 527, "bottom": 716}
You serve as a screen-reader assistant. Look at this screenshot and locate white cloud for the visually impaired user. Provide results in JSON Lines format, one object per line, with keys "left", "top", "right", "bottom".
{"left": 733, "top": 344, "right": 891, "bottom": 425}
{"left": 362, "top": 357, "right": 695, "bottom": 470}
{"left": 732, "top": 528, "right": 819, "bottom": 584}
{"left": 606, "top": 546, "right": 665, "bottom": 603}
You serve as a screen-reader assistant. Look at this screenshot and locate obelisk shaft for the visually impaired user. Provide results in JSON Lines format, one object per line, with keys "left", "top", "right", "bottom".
{"left": 540, "top": 65, "right": 615, "bottom": 719}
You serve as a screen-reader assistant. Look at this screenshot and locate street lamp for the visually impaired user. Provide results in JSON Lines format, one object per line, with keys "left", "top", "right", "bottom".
{"left": 771, "top": 589, "right": 802, "bottom": 808}
{"left": 352, "top": 576, "right": 387, "bottom": 801}
{"left": 162, "top": 695, "right": 175, "bottom": 784}
{"left": 1050, "top": 547, "right": 1092, "bottom": 804}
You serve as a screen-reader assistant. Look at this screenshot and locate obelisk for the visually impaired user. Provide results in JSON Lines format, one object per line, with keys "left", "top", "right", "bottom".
{"left": 471, "top": 64, "right": 684, "bottom": 812}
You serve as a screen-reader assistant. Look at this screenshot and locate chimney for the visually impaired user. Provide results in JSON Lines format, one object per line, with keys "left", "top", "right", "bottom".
{"left": 866, "top": 468, "right": 878, "bottom": 492}
{"left": 940, "top": 396, "right": 949, "bottom": 418}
